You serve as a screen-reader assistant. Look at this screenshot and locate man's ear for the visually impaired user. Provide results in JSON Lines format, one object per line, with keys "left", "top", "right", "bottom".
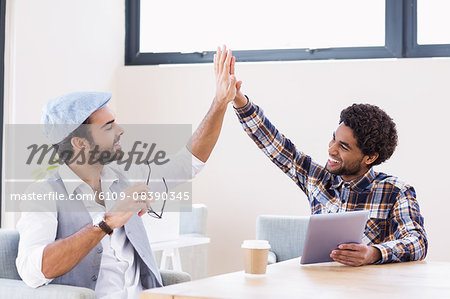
{"left": 70, "top": 137, "right": 88, "bottom": 150}
{"left": 365, "top": 153, "right": 379, "bottom": 166}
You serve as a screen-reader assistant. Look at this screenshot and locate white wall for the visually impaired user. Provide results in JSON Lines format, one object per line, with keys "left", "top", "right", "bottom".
{"left": 3, "top": 0, "right": 450, "bottom": 277}
{"left": 2, "top": 0, "right": 124, "bottom": 227}
{"left": 6, "top": 0, "right": 124, "bottom": 124}
{"left": 115, "top": 58, "right": 450, "bottom": 275}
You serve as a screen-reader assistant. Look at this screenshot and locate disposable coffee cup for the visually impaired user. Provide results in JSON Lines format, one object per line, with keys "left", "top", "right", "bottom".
{"left": 241, "top": 240, "right": 271, "bottom": 275}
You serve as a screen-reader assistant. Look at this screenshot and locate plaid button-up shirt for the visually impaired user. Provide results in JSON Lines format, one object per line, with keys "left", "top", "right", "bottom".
{"left": 235, "top": 99, "right": 427, "bottom": 264}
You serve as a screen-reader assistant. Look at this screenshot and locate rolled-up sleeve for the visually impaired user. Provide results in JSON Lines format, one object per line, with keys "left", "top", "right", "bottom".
{"left": 190, "top": 149, "right": 205, "bottom": 178}
{"left": 16, "top": 211, "right": 58, "bottom": 288}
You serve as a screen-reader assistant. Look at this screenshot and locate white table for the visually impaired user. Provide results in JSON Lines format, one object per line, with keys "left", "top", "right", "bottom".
{"left": 150, "top": 234, "right": 210, "bottom": 272}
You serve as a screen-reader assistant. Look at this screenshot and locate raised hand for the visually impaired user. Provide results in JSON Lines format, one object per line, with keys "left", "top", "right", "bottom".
{"left": 214, "top": 45, "right": 242, "bottom": 106}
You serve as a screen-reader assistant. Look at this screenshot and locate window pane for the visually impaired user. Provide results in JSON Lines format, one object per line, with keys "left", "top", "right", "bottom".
{"left": 140, "top": 0, "right": 385, "bottom": 53}
{"left": 417, "top": 0, "right": 450, "bottom": 45}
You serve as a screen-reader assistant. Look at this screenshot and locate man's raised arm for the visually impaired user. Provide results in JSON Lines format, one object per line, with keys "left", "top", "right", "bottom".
{"left": 188, "top": 45, "right": 241, "bottom": 162}
{"left": 228, "top": 56, "right": 325, "bottom": 195}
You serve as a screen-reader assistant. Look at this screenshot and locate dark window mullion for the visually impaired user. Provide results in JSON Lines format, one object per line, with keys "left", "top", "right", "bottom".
{"left": 134, "top": 46, "right": 398, "bottom": 65}
{"left": 125, "top": 0, "right": 141, "bottom": 65}
{"left": 404, "top": 0, "right": 418, "bottom": 57}
{"left": 385, "top": 0, "right": 404, "bottom": 57}
{"left": 0, "top": 0, "right": 6, "bottom": 227}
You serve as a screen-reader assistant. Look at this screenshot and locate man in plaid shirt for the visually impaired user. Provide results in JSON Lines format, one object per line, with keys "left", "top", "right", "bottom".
{"left": 214, "top": 46, "right": 427, "bottom": 266}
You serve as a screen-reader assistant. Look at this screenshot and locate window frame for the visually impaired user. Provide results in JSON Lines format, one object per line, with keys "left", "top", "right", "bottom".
{"left": 404, "top": 0, "right": 450, "bottom": 57}
{"left": 126, "top": 0, "right": 403, "bottom": 65}
{"left": 0, "top": 0, "right": 6, "bottom": 227}
{"left": 125, "top": 0, "right": 450, "bottom": 65}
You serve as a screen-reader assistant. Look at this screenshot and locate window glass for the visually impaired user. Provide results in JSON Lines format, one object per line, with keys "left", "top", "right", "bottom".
{"left": 140, "top": 0, "right": 385, "bottom": 53}
{"left": 417, "top": 0, "right": 450, "bottom": 45}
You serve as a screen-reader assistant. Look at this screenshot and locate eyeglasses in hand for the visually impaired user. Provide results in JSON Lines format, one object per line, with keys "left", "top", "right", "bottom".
{"left": 145, "top": 162, "right": 168, "bottom": 219}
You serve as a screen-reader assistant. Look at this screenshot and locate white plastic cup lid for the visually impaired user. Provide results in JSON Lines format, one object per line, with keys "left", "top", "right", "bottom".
{"left": 241, "top": 240, "right": 271, "bottom": 249}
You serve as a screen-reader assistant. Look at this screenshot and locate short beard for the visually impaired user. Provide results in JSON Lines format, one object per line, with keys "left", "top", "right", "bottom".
{"left": 326, "top": 157, "right": 363, "bottom": 176}
{"left": 88, "top": 145, "right": 124, "bottom": 165}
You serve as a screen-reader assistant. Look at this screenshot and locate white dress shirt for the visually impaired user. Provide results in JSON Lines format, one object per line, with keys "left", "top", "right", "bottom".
{"left": 16, "top": 147, "right": 204, "bottom": 298}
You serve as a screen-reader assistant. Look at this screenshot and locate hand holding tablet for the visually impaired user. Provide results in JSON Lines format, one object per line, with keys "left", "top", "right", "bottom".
{"left": 330, "top": 242, "right": 382, "bottom": 266}
{"left": 300, "top": 210, "right": 370, "bottom": 265}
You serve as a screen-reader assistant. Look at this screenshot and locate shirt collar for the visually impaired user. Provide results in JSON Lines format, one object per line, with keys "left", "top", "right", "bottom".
{"left": 57, "top": 163, "right": 119, "bottom": 196}
{"left": 352, "top": 167, "right": 376, "bottom": 192}
{"left": 331, "top": 175, "right": 344, "bottom": 189}
{"left": 330, "top": 168, "right": 376, "bottom": 192}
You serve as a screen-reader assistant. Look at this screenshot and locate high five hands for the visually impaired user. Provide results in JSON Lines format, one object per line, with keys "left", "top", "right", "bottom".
{"left": 213, "top": 45, "right": 245, "bottom": 107}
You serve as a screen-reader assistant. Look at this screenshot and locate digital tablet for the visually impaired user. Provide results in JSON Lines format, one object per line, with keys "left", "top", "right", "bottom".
{"left": 300, "top": 210, "right": 370, "bottom": 265}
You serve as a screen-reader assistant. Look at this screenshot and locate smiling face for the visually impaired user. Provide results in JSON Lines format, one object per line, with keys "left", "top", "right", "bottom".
{"left": 85, "top": 105, "right": 124, "bottom": 163}
{"left": 326, "top": 123, "right": 378, "bottom": 181}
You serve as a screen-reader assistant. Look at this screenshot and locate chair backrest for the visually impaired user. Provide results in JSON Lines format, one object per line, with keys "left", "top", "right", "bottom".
{"left": 179, "top": 204, "right": 207, "bottom": 235}
{"left": 256, "top": 215, "right": 309, "bottom": 263}
{"left": 0, "top": 229, "right": 21, "bottom": 279}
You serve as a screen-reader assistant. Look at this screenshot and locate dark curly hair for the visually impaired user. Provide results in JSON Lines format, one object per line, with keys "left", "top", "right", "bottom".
{"left": 339, "top": 104, "right": 397, "bottom": 166}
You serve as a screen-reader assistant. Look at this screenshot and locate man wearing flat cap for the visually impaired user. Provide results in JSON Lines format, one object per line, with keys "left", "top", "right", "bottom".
{"left": 15, "top": 52, "right": 238, "bottom": 297}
